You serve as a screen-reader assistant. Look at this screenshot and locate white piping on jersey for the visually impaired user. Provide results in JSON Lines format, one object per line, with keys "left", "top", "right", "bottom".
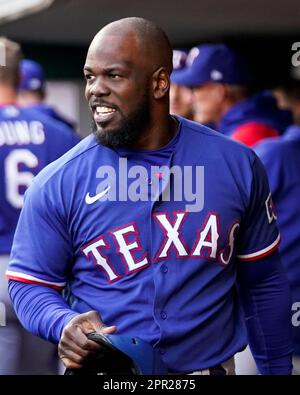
{"left": 237, "top": 233, "right": 280, "bottom": 260}
{"left": 5, "top": 270, "right": 66, "bottom": 288}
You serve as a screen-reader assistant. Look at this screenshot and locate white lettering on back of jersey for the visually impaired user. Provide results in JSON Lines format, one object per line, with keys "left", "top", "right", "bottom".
{"left": 0, "top": 121, "right": 45, "bottom": 146}
{"left": 191, "top": 213, "right": 219, "bottom": 258}
{"left": 5, "top": 149, "right": 39, "bottom": 209}
{"left": 111, "top": 223, "right": 148, "bottom": 273}
{"left": 82, "top": 238, "right": 119, "bottom": 282}
{"left": 154, "top": 212, "right": 188, "bottom": 259}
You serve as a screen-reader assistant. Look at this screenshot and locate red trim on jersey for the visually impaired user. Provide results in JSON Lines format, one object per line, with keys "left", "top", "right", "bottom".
{"left": 237, "top": 234, "right": 281, "bottom": 261}
{"left": 231, "top": 122, "right": 279, "bottom": 147}
{"left": 6, "top": 275, "right": 64, "bottom": 290}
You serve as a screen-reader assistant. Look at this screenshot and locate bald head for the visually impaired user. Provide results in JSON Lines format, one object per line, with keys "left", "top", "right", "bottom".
{"left": 84, "top": 18, "right": 175, "bottom": 149}
{"left": 90, "top": 17, "right": 173, "bottom": 75}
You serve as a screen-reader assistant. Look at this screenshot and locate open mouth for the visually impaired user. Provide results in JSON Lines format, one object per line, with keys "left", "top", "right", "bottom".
{"left": 93, "top": 105, "right": 117, "bottom": 123}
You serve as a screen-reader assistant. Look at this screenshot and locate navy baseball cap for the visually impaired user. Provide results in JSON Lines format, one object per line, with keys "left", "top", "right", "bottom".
{"left": 170, "top": 49, "right": 189, "bottom": 84}
{"left": 172, "top": 44, "right": 249, "bottom": 87}
{"left": 65, "top": 333, "right": 168, "bottom": 375}
{"left": 19, "top": 59, "right": 45, "bottom": 91}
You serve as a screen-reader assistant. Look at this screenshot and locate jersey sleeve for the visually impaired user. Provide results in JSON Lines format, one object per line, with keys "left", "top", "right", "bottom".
{"left": 6, "top": 179, "right": 73, "bottom": 289}
{"left": 236, "top": 251, "right": 293, "bottom": 374}
{"left": 236, "top": 155, "right": 280, "bottom": 261}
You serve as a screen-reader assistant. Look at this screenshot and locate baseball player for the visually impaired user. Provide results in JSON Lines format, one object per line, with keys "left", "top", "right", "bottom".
{"left": 255, "top": 77, "right": 300, "bottom": 374}
{"left": 7, "top": 18, "right": 293, "bottom": 375}
{"left": 172, "top": 44, "right": 291, "bottom": 147}
{"left": 18, "top": 59, "right": 76, "bottom": 130}
{"left": 170, "top": 49, "right": 194, "bottom": 120}
{"left": 0, "top": 37, "right": 80, "bottom": 374}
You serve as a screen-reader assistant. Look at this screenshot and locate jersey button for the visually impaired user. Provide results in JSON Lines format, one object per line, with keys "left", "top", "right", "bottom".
{"left": 161, "top": 311, "right": 167, "bottom": 320}
{"left": 161, "top": 264, "right": 168, "bottom": 273}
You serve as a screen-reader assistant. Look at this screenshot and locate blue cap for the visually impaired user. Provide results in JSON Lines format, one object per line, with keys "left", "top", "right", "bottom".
{"left": 65, "top": 332, "right": 169, "bottom": 375}
{"left": 170, "top": 49, "right": 189, "bottom": 84}
{"left": 172, "top": 44, "right": 249, "bottom": 87}
{"left": 104, "top": 334, "right": 168, "bottom": 375}
{"left": 19, "top": 59, "right": 45, "bottom": 91}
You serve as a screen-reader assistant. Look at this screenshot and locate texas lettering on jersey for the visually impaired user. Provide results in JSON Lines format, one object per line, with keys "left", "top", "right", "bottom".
{"left": 81, "top": 211, "right": 239, "bottom": 283}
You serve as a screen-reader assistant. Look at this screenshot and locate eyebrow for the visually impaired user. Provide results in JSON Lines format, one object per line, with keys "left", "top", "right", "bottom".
{"left": 84, "top": 60, "right": 133, "bottom": 71}
{"left": 83, "top": 65, "right": 131, "bottom": 78}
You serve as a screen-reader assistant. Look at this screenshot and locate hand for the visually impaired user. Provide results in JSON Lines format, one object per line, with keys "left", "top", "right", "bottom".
{"left": 58, "top": 310, "right": 116, "bottom": 369}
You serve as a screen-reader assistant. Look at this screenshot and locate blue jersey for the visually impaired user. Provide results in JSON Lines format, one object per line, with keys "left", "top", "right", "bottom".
{"left": 255, "top": 125, "right": 300, "bottom": 355}
{"left": 219, "top": 91, "right": 292, "bottom": 147}
{"left": 0, "top": 105, "right": 80, "bottom": 254}
{"left": 24, "top": 103, "right": 76, "bottom": 130}
{"left": 8, "top": 117, "right": 280, "bottom": 372}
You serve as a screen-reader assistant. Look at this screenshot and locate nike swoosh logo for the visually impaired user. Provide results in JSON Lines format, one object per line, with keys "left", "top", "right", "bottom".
{"left": 85, "top": 186, "right": 111, "bottom": 205}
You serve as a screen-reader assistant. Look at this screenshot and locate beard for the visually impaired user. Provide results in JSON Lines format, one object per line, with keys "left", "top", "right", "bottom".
{"left": 92, "top": 94, "right": 150, "bottom": 148}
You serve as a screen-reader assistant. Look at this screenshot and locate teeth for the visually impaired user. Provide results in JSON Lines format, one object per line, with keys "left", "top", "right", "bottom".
{"left": 96, "top": 106, "right": 116, "bottom": 114}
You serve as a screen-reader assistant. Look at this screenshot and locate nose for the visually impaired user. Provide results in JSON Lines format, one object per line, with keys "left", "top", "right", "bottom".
{"left": 89, "top": 77, "right": 110, "bottom": 97}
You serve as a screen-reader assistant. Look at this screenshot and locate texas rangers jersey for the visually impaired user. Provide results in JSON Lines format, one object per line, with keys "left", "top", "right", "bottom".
{"left": 0, "top": 104, "right": 80, "bottom": 254}
{"left": 7, "top": 116, "right": 279, "bottom": 372}
{"left": 255, "top": 125, "right": 300, "bottom": 355}
{"left": 24, "top": 103, "right": 76, "bottom": 130}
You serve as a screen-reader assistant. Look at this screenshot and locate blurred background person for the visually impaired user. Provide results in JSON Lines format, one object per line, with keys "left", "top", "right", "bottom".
{"left": 173, "top": 44, "right": 291, "bottom": 147}
{"left": 0, "top": 37, "right": 80, "bottom": 375}
{"left": 255, "top": 76, "right": 300, "bottom": 374}
{"left": 170, "top": 49, "right": 194, "bottom": 120}
{"left": 18, "top": 59, "right": 76, "bottom": 130}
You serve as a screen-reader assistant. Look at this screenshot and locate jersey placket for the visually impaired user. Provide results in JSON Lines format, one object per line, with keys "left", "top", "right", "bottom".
{"left": 150, "top": 150, "right": 176, "bottom": 357}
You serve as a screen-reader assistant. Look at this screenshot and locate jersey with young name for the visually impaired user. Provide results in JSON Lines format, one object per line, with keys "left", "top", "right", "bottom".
{"left": 0, "top": 105, "right": 80, "bottom": 253}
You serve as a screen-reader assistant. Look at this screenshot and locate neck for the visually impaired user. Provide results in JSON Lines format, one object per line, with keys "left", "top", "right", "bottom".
{"left": 18, "top": 92, "right": 42, "bottom": 107}
{"left": 132, "top": 114, "right": 178, "bottom": 150}
{"left": 0, "top": 85, "right": 17, "bottom": 105}
{"left": 219, "top": 86, "right": 248, "bottom": 123}
{"left": 0, "top": 85, "right": 17, "bottom": 106}
{"left": 220, "top": 96, "right": 244, "bottom": 121}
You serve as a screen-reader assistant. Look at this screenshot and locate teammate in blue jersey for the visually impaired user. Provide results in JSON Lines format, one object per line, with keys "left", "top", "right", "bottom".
{"left": 170, "top": 49, "right": 194, "bottom": 120}
{"left": 18, "top": 59, "right": 76, "bottom": 130}
{"left": 0, "top": 37, "right": 80, "bottom": 374}
{"left": 172, "top": 44, "right": 292, "bottom": 147}
{"left": 255, "top": 78, "right": 300, "bottom": 374}
{"left": 7, "top": 18, "right": 293, "bottom": 375}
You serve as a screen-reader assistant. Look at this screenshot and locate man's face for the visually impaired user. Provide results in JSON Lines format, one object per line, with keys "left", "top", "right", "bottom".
{"left": 170, "top": 83, "right": 193, "bottom": 118}
{"left": 192, "top": 82, "right": 224, "bottom": 125}
{"left": 84, "top": 32, "right": 151, "bottom": 147}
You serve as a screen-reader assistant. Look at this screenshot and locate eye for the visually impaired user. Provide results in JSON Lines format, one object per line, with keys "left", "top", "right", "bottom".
{"left": 84, "top": 74, "right": 95, "bottom": 81}
{"left": 109, "top": 73, "right": 122, "bottom": 79}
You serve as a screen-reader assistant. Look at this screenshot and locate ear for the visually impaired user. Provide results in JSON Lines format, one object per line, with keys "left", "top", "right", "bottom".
{"left": 152, "top": 67, "right": 170, "bottom": 99}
